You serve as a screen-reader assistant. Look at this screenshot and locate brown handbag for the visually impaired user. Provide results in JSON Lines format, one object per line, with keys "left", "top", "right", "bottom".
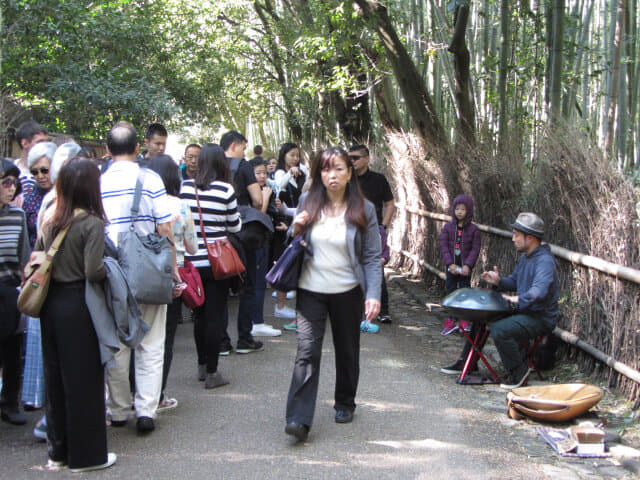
{"left": 195, "top": 187, "right": 245, "bottom": 280}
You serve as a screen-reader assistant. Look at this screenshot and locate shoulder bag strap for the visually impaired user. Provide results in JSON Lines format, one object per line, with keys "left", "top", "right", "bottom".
{"left": 194, "top": 187, "right": 208, "bottom": 245}
{"left": 129, "top": 170, "right": 145, "bottom": 231}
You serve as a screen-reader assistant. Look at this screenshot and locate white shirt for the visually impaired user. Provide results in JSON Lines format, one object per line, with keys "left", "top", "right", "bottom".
{"left": 298, "top": 212, "right": 358, "bottom": 294}
{"left": 100, "top": 161, "right": 171, "bottom": 245}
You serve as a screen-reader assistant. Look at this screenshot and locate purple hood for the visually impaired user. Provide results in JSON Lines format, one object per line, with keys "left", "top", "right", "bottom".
{"left": 451, "top": 194, "right": 474, "bottom": 226}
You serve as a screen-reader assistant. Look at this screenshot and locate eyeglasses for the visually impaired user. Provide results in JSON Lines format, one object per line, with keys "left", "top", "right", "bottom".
{"left": 30, "top": 167, "right": 50, "bottom": 176}
{"left": 348, "top": 154, "right": 367, "bottom": 160}
{"left": 1, "top": 178, "right": 19, "bottom": 188}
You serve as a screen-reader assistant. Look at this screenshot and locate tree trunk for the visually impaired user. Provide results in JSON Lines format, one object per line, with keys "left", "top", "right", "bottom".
{"left": 354, "top": 0, "right": 447, "bottom": 147}
{"left": 448, "top": 4, "right": 476, "bottom": 146}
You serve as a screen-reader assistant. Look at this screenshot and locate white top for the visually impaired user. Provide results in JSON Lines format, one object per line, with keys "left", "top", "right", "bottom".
{"left": 298, "top": 212, "right": 359, "bottom": 294}
{"left": 100, "top": 161, "right": 172, "bottom": 246}
{"left": 179, "top": 179, "right": 241, "bottom": 268}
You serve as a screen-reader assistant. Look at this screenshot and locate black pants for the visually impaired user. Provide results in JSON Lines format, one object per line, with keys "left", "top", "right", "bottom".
{"left": 0, "top": 332, "right": 24, "bottom": 410}
{"left": 445, "top": 270, "right": 471, "bottom": 295}
{"left": 40, "top": 281, "right": 107, "bottom": 469}
{"left": 286, "top": 287, "right": 363, "bottom": 428}
{"left": 380, "top": 274, "right": 389, "bottom": 316}
{"left": 161, "top": 296, "right": 182, "bottom": 401}
{"left": 194, "top": 268, "right": 229, "bottom": 374}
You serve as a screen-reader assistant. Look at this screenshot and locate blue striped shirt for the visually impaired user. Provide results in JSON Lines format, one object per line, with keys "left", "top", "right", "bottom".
{"left": 100, "top": 161, "right": 172, "bottom": 246}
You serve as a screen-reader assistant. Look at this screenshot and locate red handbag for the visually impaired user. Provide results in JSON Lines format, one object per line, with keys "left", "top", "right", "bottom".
{"left": 178, "top": 260, "right": 205, "bottom": 309}
{"left": 195, "top": 188, "right": 246, "bottom": 280}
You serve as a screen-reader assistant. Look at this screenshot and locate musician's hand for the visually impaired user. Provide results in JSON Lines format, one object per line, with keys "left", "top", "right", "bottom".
{"left": 481, "top": 266, "right": 500, "bottom": 285}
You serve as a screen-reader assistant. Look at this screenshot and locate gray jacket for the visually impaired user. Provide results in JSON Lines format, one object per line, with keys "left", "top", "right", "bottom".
{"left": 85, "top": 256, "right": 150, "bottom": 368}
{"left": 297, "top": 194, "right": 382, "bottom": 300}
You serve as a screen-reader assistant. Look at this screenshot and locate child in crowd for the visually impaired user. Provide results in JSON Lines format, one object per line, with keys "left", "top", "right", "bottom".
{"left": 439, "top": 194, "right": 481, "bottom": 335}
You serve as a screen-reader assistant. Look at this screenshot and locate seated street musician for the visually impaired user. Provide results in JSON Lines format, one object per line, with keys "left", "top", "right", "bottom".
{"left": 440, "top": 212, "right": 560, "bottom": 389}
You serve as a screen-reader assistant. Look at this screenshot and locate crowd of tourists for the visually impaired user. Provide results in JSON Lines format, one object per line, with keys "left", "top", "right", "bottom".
{"left": 1, "top": 119, "right": 559, "bottom": 471}
{"left": 0, "top": 119, "right": 398, "bottom": 470}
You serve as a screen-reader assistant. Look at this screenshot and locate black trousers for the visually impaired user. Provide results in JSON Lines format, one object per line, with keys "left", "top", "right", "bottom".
{"left": 40, "top": 281, "right": 107, "bottom": 469}
{"left": 286, "top": 286, "right": 363, "bottom": 428}
{"left": 161, "top": 296, "right": 182, "bottom": 401}
{"left": 194, "top": 268, "right": 229, "bottom": 374}
{"left": 0, "top": 332, "right": 24, "bottom": 410}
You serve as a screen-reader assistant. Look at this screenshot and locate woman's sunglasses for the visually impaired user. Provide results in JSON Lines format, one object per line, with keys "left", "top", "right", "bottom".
{"left": 1, "top": 178, "right": 20, "bottom": 188}
{"left": 30, "top": 167, "right": 50, "bottom": 176}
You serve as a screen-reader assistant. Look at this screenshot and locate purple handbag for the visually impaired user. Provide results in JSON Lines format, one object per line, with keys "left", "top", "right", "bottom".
{"left": 265, "top": 236, "right": 312, "bottom": 292}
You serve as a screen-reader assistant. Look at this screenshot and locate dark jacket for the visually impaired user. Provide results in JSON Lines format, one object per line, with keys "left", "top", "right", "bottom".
{"left": 497, "top": 244, "right": 559, "bottom": 328}
{"left": 439, "top": 194, "right": 481, "bottom": 268}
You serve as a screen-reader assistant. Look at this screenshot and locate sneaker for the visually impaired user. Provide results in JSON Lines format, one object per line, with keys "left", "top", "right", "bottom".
{"left": 440, "top": 318, "right": 459, "bottom": 336}
{"left": 459, "top": 320, "right": 471, "bottom": 333}
{"left": 500, "top": 365, "right": 532, "bottom": 390}
{"left": 33, "top": 416, "right": 47, "bottom": 441}
{"left": 283, "top": 321, "right": 297, "bottom": 332}
{"left": 219, "top": 340, "right": 233, "bottom": 356}
{"left": 46, "top": 459, "right": 67, "bottom": 469}
{"left": 439, "top": 359, "right": 478, "bottom": 375}
{"left": 378, "top": 314, "right": 392, "bottom": 324}
{"left": 285, "top": 421, "right": 309, "bottom": 441}
{"left": 335, "top": 410, "right": 354, "bottom": 423}
{"left": 136, "top": 416, "right": 155, "bottom": 434}
{"left": 272, "top": 290, "right": 296, "bottom": 299}
{"left": 69, "top": 452, "right": 116, "bottom": 473}
{"left": 251, "top": 323, "right": 282, "bottom": 337}
{"left": 274, "top": 305, "right": 296, "bottom": 319}
{"left": 157, "top": 397, "right": 178, "bottom": 412}
{"left": 236, "top": 338, "right": 264, "bottom": 354}
{"left": 360, "top": 320, "right": 380, "bottom": 333}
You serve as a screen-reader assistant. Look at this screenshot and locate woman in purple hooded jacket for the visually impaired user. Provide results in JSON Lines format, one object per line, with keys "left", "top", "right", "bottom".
{"left": 439, "top": 194, "right": 481, "bottom": 335}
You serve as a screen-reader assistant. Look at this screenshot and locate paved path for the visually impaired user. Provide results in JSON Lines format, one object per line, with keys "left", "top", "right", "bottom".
{"left": 0, "top": 272, "right": 634, "bottom": 479}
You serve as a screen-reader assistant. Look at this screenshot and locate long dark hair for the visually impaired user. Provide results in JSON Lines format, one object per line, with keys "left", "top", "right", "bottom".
{"left": 276, "top": 142, "right": 299, "bottom": 171}
{"left": 148, "top": 154, "right": 181, "bottom": 196}
{"left": 195, "top": 143, "right": 231, "bottom": 190}
{"left": 49, "top": 158, "right": 107, "bottom": 238}
{"left": 301, "top": 147, "right": 367, "bottom": 231}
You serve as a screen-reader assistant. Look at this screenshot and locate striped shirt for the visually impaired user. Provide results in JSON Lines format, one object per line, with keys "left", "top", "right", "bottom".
{"left": 0, "top": 204, "right": 30, "bottom": 287}
{"left": 100, "top": 160, "right": 172, "bottom": 246}
{"left": 179, "top": 179, "right": 241, "bottom": 268}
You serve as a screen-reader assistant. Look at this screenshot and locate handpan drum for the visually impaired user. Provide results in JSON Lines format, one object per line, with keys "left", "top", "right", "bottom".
{"left": 442, "top": 288, "right": 511, "bottom": 322}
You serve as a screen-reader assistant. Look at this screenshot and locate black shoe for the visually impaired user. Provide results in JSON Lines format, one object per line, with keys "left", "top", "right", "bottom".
{"left": 1, "top": 408, "right": 27, "bottom": 425}
{"left": 236, "top": 338, "right": 264, "bottom": 354}
{"left": 439, "top": 359, "right": 478, "bottom": 375}
{"left": 136, "top": 416, "right": 155, "bottom": 433}
{"left": 204, "top": 372, "right": 230, "bottom": 389}
{"left": 219, "top": 340, "right": 233, "bottom": 356}
{"left": 110, "top": 419, "right": 128, "bottom": 427}
{"left": 285, "top": 422, "right": 309, "bottom": 441}
{"left": 500, "top": 364, "right": 532, "bottom": 390}
{"left": 378, "top": 314, "right": 392, "bottom": 324}
{"left": 335, "top": 410, "right": 353, "bottom": 424}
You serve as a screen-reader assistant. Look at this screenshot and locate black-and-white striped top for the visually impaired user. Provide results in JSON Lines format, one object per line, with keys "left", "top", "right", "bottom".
{"left": 179, "top": 179, "right": 241, "bottom": 268}
{"left": 0, "top": 204, "right": 30, "bottom": 287}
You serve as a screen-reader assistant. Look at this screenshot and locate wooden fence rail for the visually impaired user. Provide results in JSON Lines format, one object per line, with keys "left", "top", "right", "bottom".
{"left": 391, "top": 204, "right": 640, "bottom": 385}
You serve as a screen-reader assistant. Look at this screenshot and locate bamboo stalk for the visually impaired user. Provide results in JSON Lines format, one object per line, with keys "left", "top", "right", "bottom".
{"left": 396, "top": 203, "right": 640, "bottom": 285}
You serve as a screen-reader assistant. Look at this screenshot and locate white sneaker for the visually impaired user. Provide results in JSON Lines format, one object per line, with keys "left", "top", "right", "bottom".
{"left": 271, "top": 290, "right": 296, "bottom": 299}
{"left": 274, "top": 305, "right": 296, "bottom": 319}
{"left": 251, "top": 323, "right": 282, "bottom": 337}
{"left": 70, "top": 452, "right": 116, "bottom": 473}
